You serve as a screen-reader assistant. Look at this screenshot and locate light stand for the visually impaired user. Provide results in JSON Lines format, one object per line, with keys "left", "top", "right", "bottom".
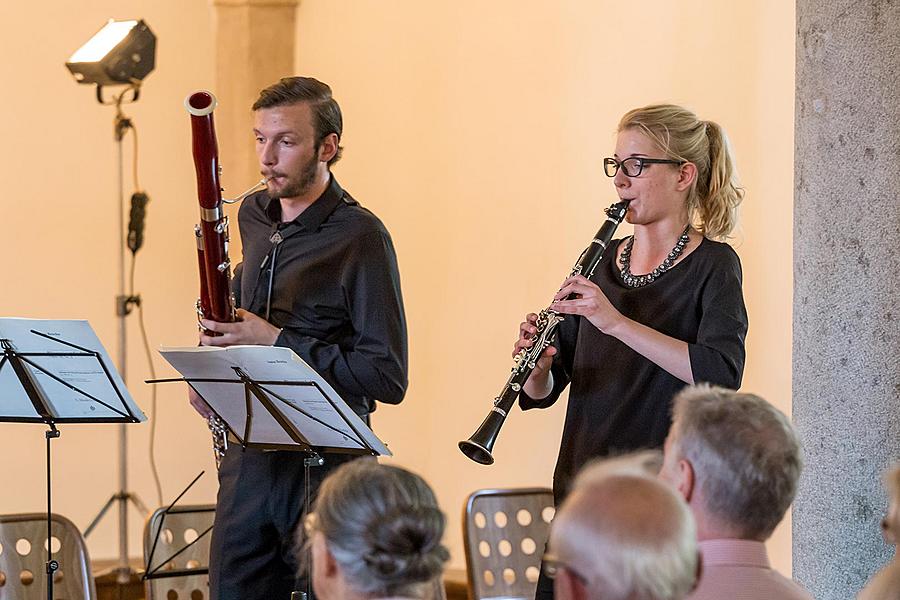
{"left": 81, "top": 93, "right": 149, "bottom": 584}
{"left": 66, "top": 18, "right": 157, "bottom": 584}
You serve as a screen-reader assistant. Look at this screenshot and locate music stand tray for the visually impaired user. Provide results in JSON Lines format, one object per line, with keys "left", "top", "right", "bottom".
{"left": 153, "top": 344, "right": 390, "bottom": 456}
{"left": 0, "top": 318, "right": 145, "bottom": 423}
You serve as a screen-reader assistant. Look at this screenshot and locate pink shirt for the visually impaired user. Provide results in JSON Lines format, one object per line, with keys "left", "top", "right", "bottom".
{"left": 687, "top": 539, "right": 813, "bottom": 600}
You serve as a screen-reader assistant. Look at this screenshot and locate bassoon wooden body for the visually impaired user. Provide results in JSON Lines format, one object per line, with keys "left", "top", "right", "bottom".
{"left": 184, "top": 90, "right": 265, "bottom": 467}
{"left": 186, "top": 90, "right": 235, "bottom": 325}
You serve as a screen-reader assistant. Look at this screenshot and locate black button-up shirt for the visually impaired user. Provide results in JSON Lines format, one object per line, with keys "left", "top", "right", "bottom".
{"left": 233, "top": 176, "right": 408, "bottom": 417}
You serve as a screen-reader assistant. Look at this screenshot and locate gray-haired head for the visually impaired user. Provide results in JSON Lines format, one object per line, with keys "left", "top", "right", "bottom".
{"left": 304, "top": 459, "right": 449, "bottom": 598}
{"left": 668, "top": 383, "right": 802, "bottom": 540}
{"left": 551, "top": 460, "right": 698, "bottom": 600}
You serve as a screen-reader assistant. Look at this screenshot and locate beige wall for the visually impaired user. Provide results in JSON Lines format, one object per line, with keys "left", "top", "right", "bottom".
{"left": 0, "top": 0, "right": 795, "bottom": 576}
{"left": 291, "top": 0, "right": 795, "bottom": 573}
{"left": 0, "top": 0, "right": 220, "bottom": 560}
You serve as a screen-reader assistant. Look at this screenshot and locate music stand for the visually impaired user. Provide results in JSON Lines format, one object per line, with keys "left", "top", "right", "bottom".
{"left": 0, "top": 318, "right": 144, "bottom": 600}
{"left": 149, "top": 344, "right": 391, "bottom": 598}
{"left": 142, "top": 471, "right": 213, "bottom": 584}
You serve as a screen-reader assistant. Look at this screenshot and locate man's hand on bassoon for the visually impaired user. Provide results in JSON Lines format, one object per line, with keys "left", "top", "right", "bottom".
{"left": 199, "top": 309, "right": 281, "bottom": 347}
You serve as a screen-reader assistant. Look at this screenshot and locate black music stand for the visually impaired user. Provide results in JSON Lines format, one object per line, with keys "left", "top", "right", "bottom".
{"left": 0, "top": 325, "right": 141, "bottom": 600}
{"left": 142, "top": 471, "right": 213, "bottom": 583}
{"left": 149, "top": 344, "right": 390, "bottom": 599}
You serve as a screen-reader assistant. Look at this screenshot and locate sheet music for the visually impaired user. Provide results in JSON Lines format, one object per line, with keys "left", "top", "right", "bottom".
{"left": 0, "top": 318, "right": 145, "bottom": 421}
{"left": 159, "top": 345, "right": 390, "bottom": 455}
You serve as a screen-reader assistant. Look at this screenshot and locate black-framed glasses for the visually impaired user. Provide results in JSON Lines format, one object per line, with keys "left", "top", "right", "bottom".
{"left": 603, "top": 156, "right": 685, "bottom": 178}
{"left": 542, "top": 553, "right": 588, "bottom": 586}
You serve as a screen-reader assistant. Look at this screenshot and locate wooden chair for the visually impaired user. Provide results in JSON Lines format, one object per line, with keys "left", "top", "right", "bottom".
{"left": 143, "top": 504, "right": 215, "bottom": 600}
{"left": 0, "top": 512, "right": 97, "bottom": 600}
{"left": 462, "top": 488, "right": 554, "bottom": 600}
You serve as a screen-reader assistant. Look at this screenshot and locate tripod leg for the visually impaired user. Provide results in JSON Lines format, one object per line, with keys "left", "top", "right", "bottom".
{"left": 84, "top": 495, "right": 118, "bottom": 537}
{"left": 126, "top": 492, "right": 149, "bottom": 515}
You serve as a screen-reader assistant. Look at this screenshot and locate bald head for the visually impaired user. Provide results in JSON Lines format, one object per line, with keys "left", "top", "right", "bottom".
{"left": 550, "top": 463, "right": 698, "bottom": 600}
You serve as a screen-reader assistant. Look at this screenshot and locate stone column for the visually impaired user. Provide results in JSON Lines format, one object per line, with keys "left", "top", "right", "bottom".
{"left": 793, "top": 2, "right": 900, "bottom": 598}
{"left": 211, "top": 0, "right": 299, "bottom": 195}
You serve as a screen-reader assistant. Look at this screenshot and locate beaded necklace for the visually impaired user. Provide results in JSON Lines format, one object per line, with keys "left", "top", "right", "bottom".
{"left": 619, "top": 225, "right": 691, "bottom": 288}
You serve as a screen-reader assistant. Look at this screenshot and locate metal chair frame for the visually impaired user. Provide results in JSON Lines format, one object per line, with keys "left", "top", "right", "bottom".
{"left": 0, "top": 512, "right": 97, "bottom": 600}
{"left": 143, "top": 503, "right": 215, "bottom": 600}
{"left": 461, "top": 487, "right": 554, "bottom": 600}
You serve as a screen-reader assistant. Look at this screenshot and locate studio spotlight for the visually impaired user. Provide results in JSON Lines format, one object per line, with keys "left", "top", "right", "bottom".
{"left": 66, "top": 19, "right": 156, "bottom": 100}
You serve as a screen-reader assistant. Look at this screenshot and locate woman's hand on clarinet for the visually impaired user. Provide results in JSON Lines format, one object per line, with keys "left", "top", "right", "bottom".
{"left": 514, "top": 312, "right": 556, "bottom": 399}
{"left": 551, "top": 275, "right": 625, "bottom": 334}
{"left": 200, "top": 309, "right": 281, "bottom": 347}
{"left": 553, "top": 275, "right": 695, "bottom": 384}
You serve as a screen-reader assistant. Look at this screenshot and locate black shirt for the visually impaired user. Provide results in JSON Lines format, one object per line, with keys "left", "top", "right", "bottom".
{"left": 233, "top": 175, "right": 408, "bottom": 417}
{"left": 519, "top": 237, "right": 747, "bottom": 502}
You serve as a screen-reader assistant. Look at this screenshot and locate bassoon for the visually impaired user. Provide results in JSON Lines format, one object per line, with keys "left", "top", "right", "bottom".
{"left": 458, "top": 200, "right": 629, "bottom": 465}
{"left": 184, "top": 90, "right": 265, "bottom": 467}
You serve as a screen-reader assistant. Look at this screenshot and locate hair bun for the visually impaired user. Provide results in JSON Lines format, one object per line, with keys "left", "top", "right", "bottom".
{"left": 363, "top": 506, "right": 450, "bottom": 584}
{"left": 308, "top": 461, "right": 450, "bottom": 597}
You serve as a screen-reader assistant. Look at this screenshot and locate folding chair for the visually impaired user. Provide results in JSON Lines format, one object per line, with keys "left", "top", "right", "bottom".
{"left": 0, "top": 513, "right": 96, "bottom": 600}
{"left": 462, "top": 488, "right": 554, "bottom": 600}
{"left": 143, "top": 504, "right": 215, "bottom": 600}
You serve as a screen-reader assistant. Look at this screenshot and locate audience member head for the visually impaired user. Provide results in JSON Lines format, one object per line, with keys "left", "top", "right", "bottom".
{"left": 302, "top": 459, "right": 450, "bottom": 600}
{"left": 660, "top": 384, "right": 802, "bottom": 541}
{"left": 548, "top": 453, "right": 699, "bottom": 600}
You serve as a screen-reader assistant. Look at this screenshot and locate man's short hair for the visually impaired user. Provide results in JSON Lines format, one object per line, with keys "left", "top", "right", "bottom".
{"left": 253, "top": 76, "right": 343, "bottom": 165}
{"left": 670, "top": 384, "right": 802, "bottom": 540}
{"left": 551, "top": 457, "right": 698, "bottom": 600}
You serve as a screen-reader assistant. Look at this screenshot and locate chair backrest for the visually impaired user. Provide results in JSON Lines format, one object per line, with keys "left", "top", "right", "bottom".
{"left": 143, "top": 504, "right": 215, "bottom": 600}
{"left": 0, "top": 512, "right": 97, "bottom": 600}
{"left": 462, "top": 488, "right": 554, "bottom": 600}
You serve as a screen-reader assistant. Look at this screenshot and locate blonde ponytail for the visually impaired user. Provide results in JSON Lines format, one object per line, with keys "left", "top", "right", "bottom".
{"left": 618, "top": 105, "right": 744, "bottom": 239}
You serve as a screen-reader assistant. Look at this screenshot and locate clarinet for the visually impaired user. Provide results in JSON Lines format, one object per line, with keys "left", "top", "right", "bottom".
{"left": 459, "top": 200, "right": 630, "bottom": 465}
{"left": 185, "top": 90, "right": 265, "bottom": 467}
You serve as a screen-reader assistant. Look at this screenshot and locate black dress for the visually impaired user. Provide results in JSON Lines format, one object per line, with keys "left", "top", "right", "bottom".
{"left": 519, "top": 236, "right": 748, "bottom": 503}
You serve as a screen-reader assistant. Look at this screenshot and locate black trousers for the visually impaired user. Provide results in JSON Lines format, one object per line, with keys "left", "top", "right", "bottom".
{"left": 208, "top": 446, "right": 360, "bottom": 600}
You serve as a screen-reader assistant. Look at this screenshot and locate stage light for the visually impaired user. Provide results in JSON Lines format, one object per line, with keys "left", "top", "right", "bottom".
{"left": 66, "top": 19, "right": 156, "bottom": 88}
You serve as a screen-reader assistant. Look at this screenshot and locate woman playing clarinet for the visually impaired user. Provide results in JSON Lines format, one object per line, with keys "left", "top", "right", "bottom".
{"left": 516, "top": 104, "right": 748, "bottom": 600}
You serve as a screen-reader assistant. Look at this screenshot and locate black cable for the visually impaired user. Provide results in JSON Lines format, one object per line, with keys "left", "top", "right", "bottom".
{"left": 131, "top": 122, "right": 140, "bottom": 191}
{"left": 121, "top": 110, "right": 164, "bottom": 509}
{"left": 130, "top": 257, "right": 163, "bottom": 508}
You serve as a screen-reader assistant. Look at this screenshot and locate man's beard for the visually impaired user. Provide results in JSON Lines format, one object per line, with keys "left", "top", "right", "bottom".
{"left": 267, "top": 149, "right": 320, "bottom": 199}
